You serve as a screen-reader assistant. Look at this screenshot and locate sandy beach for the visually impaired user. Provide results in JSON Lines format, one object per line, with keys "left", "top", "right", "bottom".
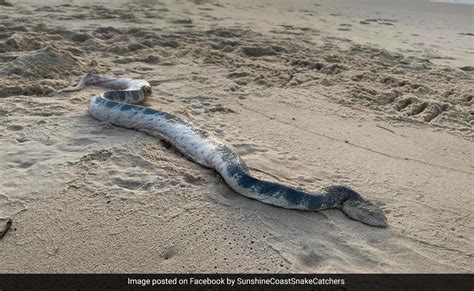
{"left": 0, "top": 0, "right": 472, "bottom": 273}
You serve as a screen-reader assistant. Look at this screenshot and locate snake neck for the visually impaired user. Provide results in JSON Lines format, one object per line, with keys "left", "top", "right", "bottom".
{"left": 215, "top": 160, "right": 348, "bottom": 211}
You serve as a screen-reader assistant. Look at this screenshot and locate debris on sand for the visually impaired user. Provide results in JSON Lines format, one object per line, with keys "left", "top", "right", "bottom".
{"left": 0, "top": 218, "right": 12, "bottom": 239}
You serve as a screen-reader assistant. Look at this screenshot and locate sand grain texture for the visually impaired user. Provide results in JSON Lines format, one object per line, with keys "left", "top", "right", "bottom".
{"left": 0, "top": 0, "right": 472, "bottom": 273}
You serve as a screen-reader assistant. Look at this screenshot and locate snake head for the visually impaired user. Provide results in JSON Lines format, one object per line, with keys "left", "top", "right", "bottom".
{"left": 142, "top": 85, "right": 152, "bottom": 96}
{"left": 342, "top": 199, "right": 388, "bottom": 227}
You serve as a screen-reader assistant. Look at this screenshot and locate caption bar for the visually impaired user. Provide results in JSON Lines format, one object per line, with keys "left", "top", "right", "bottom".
{"left": 128, "top": 276, "right": 345, "bottom": 287}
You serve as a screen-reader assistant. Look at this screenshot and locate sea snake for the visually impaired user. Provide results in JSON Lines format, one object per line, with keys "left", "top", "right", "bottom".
{"left": 64, "top": 74, "right": 388, "bottom": 227}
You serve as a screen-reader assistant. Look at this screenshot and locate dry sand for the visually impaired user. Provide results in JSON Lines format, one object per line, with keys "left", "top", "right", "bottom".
{"left": 0, "top": 0, "right": 472, "bottom": 273}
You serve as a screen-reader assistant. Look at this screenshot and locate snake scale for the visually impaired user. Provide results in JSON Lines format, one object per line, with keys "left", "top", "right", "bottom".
{"left": 65, "top": 74, "right": 387, "bottom": 227}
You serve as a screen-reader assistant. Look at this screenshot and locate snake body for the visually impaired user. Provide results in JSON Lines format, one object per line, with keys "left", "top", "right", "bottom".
{"left": 65, "top": 74, "right": 387, "bottom": 227}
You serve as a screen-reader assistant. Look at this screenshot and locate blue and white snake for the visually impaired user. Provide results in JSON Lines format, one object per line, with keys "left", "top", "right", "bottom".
{"left": 65, "top": 74, "right": 388, "bottom": 227}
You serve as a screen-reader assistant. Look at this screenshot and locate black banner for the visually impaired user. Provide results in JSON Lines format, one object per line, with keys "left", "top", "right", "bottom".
{"left": 0, "top": 274, "right": 472, "bottom": 291}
